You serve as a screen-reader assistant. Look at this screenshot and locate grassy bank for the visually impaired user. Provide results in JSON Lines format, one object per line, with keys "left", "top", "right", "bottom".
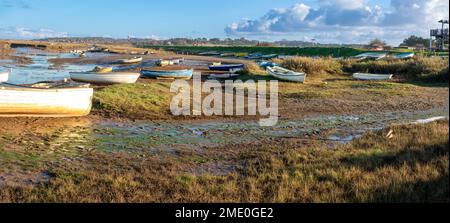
{"left": 341, "top": 57, "right": 449, "bottom": 81}
{"left": 0, "top": 120, "right": 447, "bottom": 202}
{"left": 93, "top": 82, "right": 173, "bottom": 119}
{"left": 89, "top": 77, "right": 447, "bottom": 121}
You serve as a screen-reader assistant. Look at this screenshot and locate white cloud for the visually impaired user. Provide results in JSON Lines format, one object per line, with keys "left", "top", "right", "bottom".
{"left": 0, "top": 27, "right": 69, "bottom": 39}
{"left": 225, "top": 0, "right": 449, "bottom": 45}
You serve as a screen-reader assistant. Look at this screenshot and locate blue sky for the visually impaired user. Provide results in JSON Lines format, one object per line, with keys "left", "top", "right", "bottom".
{"left": 1, "top": 0, "right": 448, "bottom": 45}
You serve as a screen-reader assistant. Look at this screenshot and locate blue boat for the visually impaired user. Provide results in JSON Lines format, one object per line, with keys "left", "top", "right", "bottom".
{"left": 246, "top": 53, "right": 263, "bottom": 59}
{"left": 208, "top": 64, "right": 245, "bottom": 71}
{"left": 394, "top": 52, "right": 415, "bottom": 59}
{"left": 140, "top": 68, "right": 193, "bottom": 79}
{"left": 257, "top": 61, "right": 278, "bottom": 68}
{"left": 261, "top": 54, "right": 278, "bottom": 59}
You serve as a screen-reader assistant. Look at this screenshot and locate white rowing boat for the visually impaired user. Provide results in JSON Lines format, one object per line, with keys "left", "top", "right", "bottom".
{"left": 70, "top": 71, "right": 141, "bottom": 84}
{"left": 117, "top": 56, "right": 143, "bottom": 64}
{"left": 0, "top": 82, "right": 93, "bottom": 117}
{"left": 353, "top": 73, "right": 393, "bottom": 80}
{"left": 267, "top": 66, "right": 306, "bottom": 83}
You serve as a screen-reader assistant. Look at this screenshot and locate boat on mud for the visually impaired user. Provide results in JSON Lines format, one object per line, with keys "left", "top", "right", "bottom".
{"left": 394, "top": 52, "right": 415, "bottom": 59}
{"left": 117, "top": 56, "right": 143, "bottom": 64}
{"left": 353, "top": 73, "right": 394, "bottom": 80}
{"left": 198, "top": 51, "right": 221, "bottom": 56}
{"left": 353, "top": 52, "right": 387, "bottom": 60}
{"left": 246, "top": 53, "right": 263, "bottom": 59}
{"left": 141, "top": 67, "right": 193, "bottom": 79}
{"left": 267, "top": 66, "right": 306, "bottom": 83}
{"left": 0, "top": 68, "right": 10, "bottom": 82}
{"left": 209, "top": 63, "right": 245, "bottom": 71}
{"left": 257, "top": 61, "right": 278, "bottom": 68}
{"left": 70, "top": 70, "right": 140, "bottom": 85}
{"left": 156, "top": 59, "right": 174, "bottom": 66}
{"left": 0, "top": 82, "right": 93, "bottom": 117}
{"left": 170, "top": 57, "right": 184, "bottom": 65}
{"left": 261, "top": 54, "right": 278, "bottom": 59}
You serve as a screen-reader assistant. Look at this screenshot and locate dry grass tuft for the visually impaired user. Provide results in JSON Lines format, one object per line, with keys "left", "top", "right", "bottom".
{"left": 273, "top": 57, "right": 342, "bottom": 76}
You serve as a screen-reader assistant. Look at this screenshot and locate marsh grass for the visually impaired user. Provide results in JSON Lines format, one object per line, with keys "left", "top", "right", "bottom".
{"left": 0, "top": 120, "right": 447, "bottom": 203}
{"left": 273, "top": 57, "right": 342, "bottom": 76}
{"left": 93, "top": 83, "right": 173, "bottom": 119}
{"left": 343, "top": 57, "right": 449, "bottom": 81}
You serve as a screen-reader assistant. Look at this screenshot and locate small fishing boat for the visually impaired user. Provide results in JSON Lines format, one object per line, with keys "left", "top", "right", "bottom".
{"left": 117, "top": 56, "right": 143, "bottom": 64}
{"left": 170, "top": 57, "right": 184, "bottom": 65}
{"left": 257, "top": 61, "right": 278, "bottom": 68}
{"left": 209, "top": 63, "right": 245, "bottom": 71}
{"left": 267, "top": 66, "right": 306, "bottom": 83}
{"left": 141, "top": 67, "right": 193, "bottom": 79}
{"left": 0, "top": 69, "right": 10, "bottom": 82}
{"left": 261, "top": 54, "right": 278, "bottom": 59}
{"left": 156, "top": 59, "right": 174, "bottom": 67}
{"left": 0, "top": 82, "right": 93, "bottom": 117}
{"left": 394, "top": 52, "right": 415, "bottom": 59}
{"left": 353, "top": 73, "right": 393, "bottom": 80}
{"left": 220, "top": 53, "right": 235, "bottom": 57}
{"left": 353, "top": 52, "right": 387, "bottom": 60}
{"left": 198, "top": 51, "right": 221, "bottom": 56}
{"left": 246, "top": 53, "right": 263, "bottom": 59}
{"left": 70, "top": 71, "right": 140, "bottom": 85}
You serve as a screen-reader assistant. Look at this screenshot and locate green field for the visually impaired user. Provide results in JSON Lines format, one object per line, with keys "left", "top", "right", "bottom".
{"left": 138, "top": 45, "right": 448, "bottom": 58}
{"left": 140, "top": 45, "right": 368, "bottom": 57}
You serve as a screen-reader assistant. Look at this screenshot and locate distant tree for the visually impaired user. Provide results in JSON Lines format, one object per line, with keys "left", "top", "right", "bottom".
{"left": 369, "top": 38, "right": 386, "bottom": 47}
{"left": 401, "top": 35, "right": 431, "bottom": 47}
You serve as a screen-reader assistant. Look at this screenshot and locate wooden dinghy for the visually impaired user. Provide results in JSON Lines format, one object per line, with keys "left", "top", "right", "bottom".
{"left": 267, "top": 66, "right": 306, "bottom": 83}
{"left": 70, "top": 71, "right": 140, "bottom": 85}
{"left": 352, "top": 73, "right": 393, "bottom": 80}
{"left": 0, "top": 69, "right": 10, "bottom": 82}
{"left": 117, "top": 56, "right": 143, "bottom": 64}
{"left": 0, "top": 82, "right": 93, "bottom": 117}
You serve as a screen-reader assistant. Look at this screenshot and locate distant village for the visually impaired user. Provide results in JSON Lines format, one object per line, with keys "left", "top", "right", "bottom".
{"left": 40, "top": 24, "right": 448, "bottom": 52}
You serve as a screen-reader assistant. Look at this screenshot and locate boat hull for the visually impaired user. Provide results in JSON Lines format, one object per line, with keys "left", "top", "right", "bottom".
{"left": 0, "top": 71, "right": 9, "bottom": 82}
{"left": 0, "top": 86, "right": 93, "bottom": 117}
{"left": 118, "top": 57, "right": 143, "bottom": 64}
{"left": 141, "top": 69, "right": 193, "bottom": 79}
{"left": 267, "top": 66, "right": 306, "bottom": 83}
{"left": 353, "top": 73, "right": 393, "bottom": 80}
{"left": 70, "top": 72, "right": 140, "bottom": 84}
{"left": 209, "top": 64, "right": 245, "bottom": 71}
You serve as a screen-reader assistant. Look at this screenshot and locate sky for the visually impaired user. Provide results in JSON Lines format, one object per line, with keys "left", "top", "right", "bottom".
{"left": 0, "top": 0, "right": 449, "bottom": 45}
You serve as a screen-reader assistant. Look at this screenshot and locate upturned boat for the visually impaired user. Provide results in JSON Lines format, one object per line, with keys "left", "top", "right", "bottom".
{"left": 352, "top": 73, "right": 393, "bottom": 80}
{"left": 0, "top": 82, "right": 93, "bottom": 117}
{"left": 267, "top": 66, "right": 306, "bottom": 83}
